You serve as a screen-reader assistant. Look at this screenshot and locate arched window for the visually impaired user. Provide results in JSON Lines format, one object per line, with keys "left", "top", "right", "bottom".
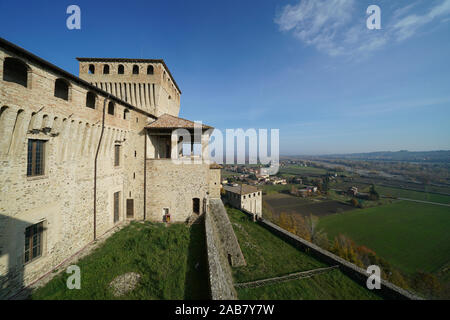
{"left": 147, "top": 65, "right": 154, "bottom": 75}
{"left": 123, "top": 109, "right": 130, "bottom": 120}
{"left": 108, "top": 102, "right": 115, "bottom": 115}
{"left": 54, "top": 78, "right": 70, "bottom": 101}
{"left": 86, "top": 92, "right": 96, "bottom": 109}
{"left": 103, "top": 64, "right": 110, "bottom": 74}
{"left": 132, "top": 65, "right": 139, "bottom": 75}
{"left": 118, "top": 64, "right": 124, "bottom": 74}
{"left": 3, "top": 57, "right": 29, "bottom": 87}
{"left": 88, "top": 64, "right": 95, "bottom": 74}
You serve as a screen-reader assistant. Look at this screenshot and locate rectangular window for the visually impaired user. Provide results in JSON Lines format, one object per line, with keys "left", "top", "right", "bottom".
{"left": 114, "top": 145, "right": 120, "bottom": 166}
{"left": 114, "top": 191, "right": 120, "bottom": 223}
{"left": 27, "top": 139, "right": 45, "bottom": 176}
{"left": 24, "top": 222, "right": 43, "bottom": 263}
{"left": 126, "top": 199, "right": 134, "bottom": 218}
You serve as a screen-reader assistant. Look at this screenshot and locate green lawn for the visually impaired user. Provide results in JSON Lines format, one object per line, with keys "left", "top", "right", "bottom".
{"left": 318, "top": 201, "right": 450, "bottom": 275}
{"left": 227, "top": 207, "right": 381, "bottom": 300}
{"left": 32, "top": 221, "right": 209, "bottom": 300}
{"left": 237, "top": 269, "right": 382, "bottom": 300}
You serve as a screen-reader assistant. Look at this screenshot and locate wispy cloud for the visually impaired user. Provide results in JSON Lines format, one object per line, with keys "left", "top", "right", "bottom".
{"left": 275, "top": 0, "right": 450, "bottom": 57}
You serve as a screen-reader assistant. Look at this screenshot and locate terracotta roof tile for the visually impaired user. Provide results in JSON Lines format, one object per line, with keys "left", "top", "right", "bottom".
{"left": 223, "top": 184, "right": 260, "bottom": 195}
{"left": 146, "top": 114, "right": 213, "bottom": 129}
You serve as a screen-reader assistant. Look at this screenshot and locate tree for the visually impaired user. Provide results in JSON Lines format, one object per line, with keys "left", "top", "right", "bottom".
{"left": 369, "top": 184, "right": 380, "bottom": 201}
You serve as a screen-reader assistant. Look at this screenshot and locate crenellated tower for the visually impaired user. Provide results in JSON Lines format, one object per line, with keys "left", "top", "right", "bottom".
{"left": 77, "top": 58, "right": 181, "bottom": 117}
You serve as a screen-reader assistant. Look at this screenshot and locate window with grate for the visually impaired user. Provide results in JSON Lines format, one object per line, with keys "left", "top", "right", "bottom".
{"left": 24, "top": 222, "right": 43, "bottom": 263}
{"left": 27, "top": 139, "right": 45, "bottom": 176}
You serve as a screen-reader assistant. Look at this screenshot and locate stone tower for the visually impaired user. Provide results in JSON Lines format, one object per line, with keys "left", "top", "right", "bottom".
{"left": 77, "top": 58, "right": 181, "bottom": 117}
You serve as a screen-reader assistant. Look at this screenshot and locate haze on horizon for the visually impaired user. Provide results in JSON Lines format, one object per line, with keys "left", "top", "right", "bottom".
{"left": 1, "top": 0, "right": 449, "bottom": 155}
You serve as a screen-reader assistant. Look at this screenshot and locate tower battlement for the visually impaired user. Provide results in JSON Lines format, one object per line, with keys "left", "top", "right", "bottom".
{"left": 77, "top": 58, "right": 181, "bottom": 117}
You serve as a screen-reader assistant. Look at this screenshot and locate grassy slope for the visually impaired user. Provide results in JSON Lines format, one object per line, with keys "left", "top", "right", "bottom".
{"left": 227, "top": 207, "right": 381, "bottom": 300}
{"left": 32, "top": 222, "right": 209, "bottom": 300}
{"left": 318, "top": 201, "right": 450, "bottom": 275}
{"left": 228, "top": 207, "right": 325, "bottom": 283}
{"left": 237, "top": 269, "right": 381, "bottom": 300}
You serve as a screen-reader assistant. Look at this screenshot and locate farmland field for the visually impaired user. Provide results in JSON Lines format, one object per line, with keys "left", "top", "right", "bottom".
{"left": 264, "top": 193, "right": 354, "bottom": 218}
{"left": 330, "top": 181, "right": 450, "bottom": 205}
{"left": 376, "top": 185, "right": 450, "bottom": 205}
{"left": 280, "top": 165, "right": 328, "bottom": 176}
{"left": 318, "top": 201, "right": 450, "bottom": 275}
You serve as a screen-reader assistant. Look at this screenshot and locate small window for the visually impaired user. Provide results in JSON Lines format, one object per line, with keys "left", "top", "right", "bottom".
{"left": 107, "top": 101, "right": 115, "bottom": 115}
{"left": 114, "top": 145, "right": 120, "bottom": 166}
{"left": 134, "top": 150, "right": 137, "bottom": 158}
{"left": 118, "top": 64, "right": 124, "bottom": 74}
{"left": 132, "top": 65, "right": 139, "bottom": 75}
{"left": 54, "top": 78, "right": 69, "bottom": 101}
{"left": 27, "top": 139, "right": 45, "bottom": 176}
{"left": 24, "top": 222, "right": 44, "bottom": 263}
{"left": 88, "top": 64, "right": 95, "bottom": 74}
{"left": 103, "top": 64, "right": 110, "bottom": 74}
{"left": 3, "top": 57, "right": 29, "bottom": 87}
{"left": 86, "top": 92, "right": 96, "bottom": 109}
{"left": 114, "top": 192, "right": 120, "bottom": 223}
{"left": 147, "top": 65, "right": 154, "bottom": 75}
{"left": 193, "top": 198, "right": 200, "bottom": 214}
{"left": 123, "top": 109, "right": 130, "bottom": 120}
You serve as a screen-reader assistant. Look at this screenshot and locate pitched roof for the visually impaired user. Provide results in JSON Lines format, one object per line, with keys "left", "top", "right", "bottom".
{"left": 146, "top": 114, "right": 213, "bottom": 130}
{"left": 223, "top": 184, "right": 260, "bottom": 195}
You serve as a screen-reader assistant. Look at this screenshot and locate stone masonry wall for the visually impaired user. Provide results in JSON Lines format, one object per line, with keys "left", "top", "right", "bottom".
{"left": 78, "top": 61, "right": 180, "bottom": 117}
{"left": 204, "top": 204, "right": 237, "bottom": 300}
{"left": 0, "top": 45, "right": 149, "bottom": 299}
{"left": 209, "top": 199, "right": 246, "bottom": 267}
{"left": 146, "top": 159, "right": 215, "bottom": 222}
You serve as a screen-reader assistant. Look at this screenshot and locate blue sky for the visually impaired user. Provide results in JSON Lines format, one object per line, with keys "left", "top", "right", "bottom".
{"left": 1, "top": 0, "right": 449, "bottom": 155}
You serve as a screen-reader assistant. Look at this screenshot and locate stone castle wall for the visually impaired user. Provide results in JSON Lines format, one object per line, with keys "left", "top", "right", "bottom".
{"left": 0, "top": 44, "right": 150, "bottom": 299}
{"left": 78, "top": 61, "right": 180, "bottom": 117}
{"left": 204, "top": 202, "right": 238, "bottom": 300}
{"left": 145, "top": 159, "right": 221, "bottom": 222}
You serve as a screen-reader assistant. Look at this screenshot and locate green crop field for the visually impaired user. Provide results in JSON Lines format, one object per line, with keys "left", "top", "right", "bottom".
{"left": 318, "top": 201, "right": 450, "bottom": 275}
{"left": 280, "top": 165, "right": 328, "bottom": 176}
{"left": 227, "top": 207, "right": 381, "bottom": 300}
{"left": 261, "top": 183, "right": 302, "bottom": 195}
{"left": 376, "top": 185, "right": 450, "bottom": 205}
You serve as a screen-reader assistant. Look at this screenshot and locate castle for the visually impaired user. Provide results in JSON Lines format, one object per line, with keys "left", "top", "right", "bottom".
{"left": 0, "top": 37, "right": 221, "bottom": 299}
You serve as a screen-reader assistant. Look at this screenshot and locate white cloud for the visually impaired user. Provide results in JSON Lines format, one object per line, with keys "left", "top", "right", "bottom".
{"left": 275, "top": 0, "right": 450, "bottom": 57}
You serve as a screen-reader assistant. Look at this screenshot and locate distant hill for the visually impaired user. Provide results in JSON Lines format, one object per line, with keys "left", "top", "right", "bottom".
{"left": 314, "top": 150, "right": 450, "bottom": 163}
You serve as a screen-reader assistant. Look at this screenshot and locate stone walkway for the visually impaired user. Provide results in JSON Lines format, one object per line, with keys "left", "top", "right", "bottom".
{"left": 234, "top": 265, "right": 339, "bottom": 289}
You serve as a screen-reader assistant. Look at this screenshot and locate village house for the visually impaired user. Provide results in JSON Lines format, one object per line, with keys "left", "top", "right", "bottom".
{"left": 223, "top": 184, "right": 262, "bottom": 219}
